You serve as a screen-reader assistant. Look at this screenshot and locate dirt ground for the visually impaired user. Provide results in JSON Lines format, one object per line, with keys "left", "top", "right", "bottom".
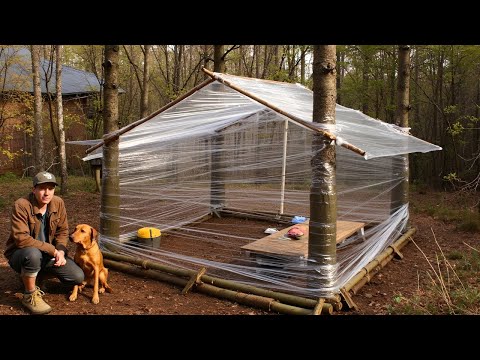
{"left": 1, "top": 188, "right": 479, "bottom": 316}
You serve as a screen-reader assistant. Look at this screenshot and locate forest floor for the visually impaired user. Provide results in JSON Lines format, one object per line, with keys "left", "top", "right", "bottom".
{"left": 1, "top": 179, "right": 479, "bottom": 317}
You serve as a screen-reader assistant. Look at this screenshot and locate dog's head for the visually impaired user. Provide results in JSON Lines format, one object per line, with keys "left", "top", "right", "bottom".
{"left": 69, "top": 224, "right": 98, "bottom": 250}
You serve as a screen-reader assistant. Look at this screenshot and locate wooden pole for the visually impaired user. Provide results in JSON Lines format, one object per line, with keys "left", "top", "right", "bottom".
{"left": 211, "top": 123, "right": 225, "bottom": 212}
{"left": 202, "top": 68, "right": 366, "bottom": 157}
{"left": 86, "top": 78, "right": 215, "bottom": 154}
{"left": 280, "top": 119, "right": 288, "bottom": 214}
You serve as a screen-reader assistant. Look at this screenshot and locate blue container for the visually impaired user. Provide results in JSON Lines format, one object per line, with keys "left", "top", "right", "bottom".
{"left": 291, "top": 216, "right": 307, "bottom": 224}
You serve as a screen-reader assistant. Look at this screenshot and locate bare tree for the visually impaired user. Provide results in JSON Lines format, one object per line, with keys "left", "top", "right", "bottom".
{"left": 391, "top": 45, "right": 411, "bottom": 216}
{"left": 55, "top": 45, "right": 68, "bottom": 194}
{"left": 30, "top": 45, "right": 45, "bottom": 173}
{"left": 100, "top": 45, "right": 120, "bottom": 244}
{"left": 141, "top": 45, "right": 151, "bottom": 118}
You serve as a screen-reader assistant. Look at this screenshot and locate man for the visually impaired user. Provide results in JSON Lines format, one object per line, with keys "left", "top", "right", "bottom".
{"left": 4, "top": 171, "right": 84, "bottom": 315}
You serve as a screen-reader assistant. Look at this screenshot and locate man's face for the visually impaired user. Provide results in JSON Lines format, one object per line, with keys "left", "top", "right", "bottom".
{"left": 33, "top": 183, "right": 56, "bottom": 207}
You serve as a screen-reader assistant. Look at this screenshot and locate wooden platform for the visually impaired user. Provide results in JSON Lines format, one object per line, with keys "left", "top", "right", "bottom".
{"left": 241, "top": 220, "right": 365, "bottom": 258}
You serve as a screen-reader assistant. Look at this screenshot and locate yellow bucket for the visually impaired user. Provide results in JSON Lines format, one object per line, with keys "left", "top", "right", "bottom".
{"left": 137, "top": 227, "right": 161, "bottom": 248}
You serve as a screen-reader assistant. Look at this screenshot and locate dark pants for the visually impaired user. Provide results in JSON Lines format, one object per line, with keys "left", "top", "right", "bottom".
{"left": 8, "top": 247, "right": 84, "bottom": 286}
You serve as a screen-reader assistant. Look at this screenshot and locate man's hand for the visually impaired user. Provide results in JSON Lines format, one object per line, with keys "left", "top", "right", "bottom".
{"left": 53, "top": 249, "right": 67, "bottom": 267}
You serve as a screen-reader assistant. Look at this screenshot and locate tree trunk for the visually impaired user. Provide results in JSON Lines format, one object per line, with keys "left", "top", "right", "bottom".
{"left": 391, "top": 45, "right": 411, "bottom": 218}
{"left": 214, "top": 45, "right": 225, "bottom": 72}
{"left": 300, "top": 46, "right": 306, "bottom": 85}
{"left": 203, "top": 45, "right": 210, "bottom": 80}
{"left": 309, "top": 45, "right": 337, "bottom": 292}
{"left": 30, "top": 45, "right": 45, "bottom": 174}
{"left": 55, "top": 45, "right": 68, "bottom": 194}
{"left": 255, "top": 45, "right": 260, "bottom": 79}
{"left": 140, "top": 45, "right": 151, "bottom": 118}
{"left": 100, "top": 45, "right": 120, "bottom": 244}
{"left": 336, "top": 49, "right": 344, "bottom": 104}
{"left": 361, "top": 48, "right": 370, "bottom": 115}
{"left": 387, "top": 46, "right": 396, "bottom": 123}
{"left": 173, "top": 45, "right": 183, "bottom": 96}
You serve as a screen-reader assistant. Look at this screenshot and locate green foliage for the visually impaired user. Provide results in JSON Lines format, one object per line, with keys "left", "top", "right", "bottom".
{"left": 457, "top": 214, "right": 480, "bottom": 232}
{"left": 443, "top": 172, "right": 459, "bottom": 188}
{"left": 463, "top": 115, "right": 479, "bottom": 124}
{"left": 446, "top": 250, "right": 464, "bottom": 261}
{"left": 386, "top": 293, "right": 427, "bottom": 315}
{"left": 443, "top": 105, "right": 457, "bottom": 114}
{"left": 65, "top": 175, "right": 97, "bottom": 194}
{"left": 447, "top": 121, "right": 464, "bottom": 136}
{"left": 0, "top": 172, "right": 18, "bottom": 183}
{"left": 454, "top": 250, "right": 480, "bottom": 272}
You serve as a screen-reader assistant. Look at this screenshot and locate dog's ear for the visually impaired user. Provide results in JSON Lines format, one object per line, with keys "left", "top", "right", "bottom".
{"left": 90, "top": 227, "right": 99, "bottom": 242}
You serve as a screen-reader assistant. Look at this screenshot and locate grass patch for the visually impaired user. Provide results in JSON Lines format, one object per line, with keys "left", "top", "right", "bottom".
{"left": 457, "top": 212, "right": 480, "bottom": 232}
{"left": 65, "top": 176, "right": 97, "bottom": 194}
{"left": 386, "top": 233, "right": 480, "bottom": 315}
{"left": 0, "top": 172, "right": 19, "bottom": 183}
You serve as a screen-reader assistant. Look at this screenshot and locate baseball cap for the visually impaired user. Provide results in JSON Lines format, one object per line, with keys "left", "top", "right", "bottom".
{"left": 33, "top": 171, "right": 58, "bottom": 187}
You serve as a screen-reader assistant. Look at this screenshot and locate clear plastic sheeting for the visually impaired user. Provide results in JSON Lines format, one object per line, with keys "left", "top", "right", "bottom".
{"left": 80, "top": 73, "right": 441, "bottom": 299}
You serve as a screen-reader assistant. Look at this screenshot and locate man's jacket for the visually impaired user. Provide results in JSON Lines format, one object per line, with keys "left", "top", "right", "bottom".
{"left": 4, "top": 193, "right": 69, "bottom": 260}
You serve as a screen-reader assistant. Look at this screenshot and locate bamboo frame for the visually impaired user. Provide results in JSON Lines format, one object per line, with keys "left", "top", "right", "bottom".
{"left": 342, "top": 227, "right": 417, "bottom": 297}
{"left": 102, "top": 252, "right": 334, "bottom": 315}
{"left": 201, "top": 68, "right": 366, "bottom": 157}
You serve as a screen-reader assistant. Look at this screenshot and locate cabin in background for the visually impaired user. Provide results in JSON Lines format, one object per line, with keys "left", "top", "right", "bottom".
{"left": 0, "top": 46, "right": 102, "bottom": 176}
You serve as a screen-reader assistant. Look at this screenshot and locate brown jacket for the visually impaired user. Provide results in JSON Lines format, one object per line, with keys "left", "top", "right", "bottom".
{"left": 4, "top": 193, "right": 69, "bottom": 260}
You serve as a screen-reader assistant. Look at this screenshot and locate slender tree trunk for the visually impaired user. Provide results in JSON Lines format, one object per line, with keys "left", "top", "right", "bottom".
{"left": 433, "top": 49, "right": 445, "bottom": 188}
{"left": 309, "top": 45, "right": 337, "bottom": 292}
{"left": 410, "top": 46, "right": 419, "bottom": 182}
{"left": 214, "top": 45, "right": 225, "bottom": 72}
{"left": 140, "top": 45, "right": 151, "bottom": 118}
{"left": 362, "top": 48, "right": 370, "bottom": 115}
{"left": 100, "top": 45, "right": 120, "bottom": 244}
{"left": 255, "top": 45, "right": 260, "bottom": 78}
{"left": 336, "top": 49, "right": 344, "bottom": 104}
{"left": 387, "top": 46, "right": 397, "bottom": 123}
{"left": 394, "top": 46, "right": 411, "bottom": 128}
{"left": 237, "top": 45, "right": 243, "bottom": 75}
{"left": 31, "top": 45, "right": 45, "bottom": 173}
{"left": 391, "top": 45, "right": 411, "bottom": 218}
{"left": 261, "top": 45, "right": 268, "bottom": 79}
{"left": 300, "top": 46, "right": 306, "bottom": 85}
{"left": 476, "top": 70, "right": 480, "bottom": 181}
{"left": 55, "top": 45, "right": 68, "bottom": 194}
{"left": 287, "top": 45, "right": 296, "bottom": 81}
{"left": 173, "top": 45, "right": 183, "bottom": 96}
{"left": 203, "top": 45, "right": 209, "bottom": 80}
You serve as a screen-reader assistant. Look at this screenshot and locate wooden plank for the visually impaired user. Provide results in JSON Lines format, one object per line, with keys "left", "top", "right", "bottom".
{"left": 241, "top": 220, "right": 365, "bottom": 258}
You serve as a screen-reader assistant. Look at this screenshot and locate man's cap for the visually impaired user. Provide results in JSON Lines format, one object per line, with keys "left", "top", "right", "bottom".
{"left": 33, "top": 172, "right": 58, "bottom": 187}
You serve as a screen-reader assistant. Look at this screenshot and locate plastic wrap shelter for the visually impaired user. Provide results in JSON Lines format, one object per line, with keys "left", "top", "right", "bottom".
{"left": 82, "top": 71, "right": 441, "bottom": 301}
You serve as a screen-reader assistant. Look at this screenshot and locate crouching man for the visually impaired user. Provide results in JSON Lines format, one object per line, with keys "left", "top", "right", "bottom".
{"left": 4, "top": 171, "right": 84, "bottom": 315}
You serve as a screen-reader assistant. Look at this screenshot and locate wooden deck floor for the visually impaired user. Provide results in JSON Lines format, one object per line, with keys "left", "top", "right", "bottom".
{"left": 241, "top": 220, "right": 365, "bottom": 258}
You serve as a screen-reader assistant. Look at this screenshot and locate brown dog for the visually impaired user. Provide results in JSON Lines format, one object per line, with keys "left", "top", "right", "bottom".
{"left": 69, "top": 224, "right": 112, "bottom": 304}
